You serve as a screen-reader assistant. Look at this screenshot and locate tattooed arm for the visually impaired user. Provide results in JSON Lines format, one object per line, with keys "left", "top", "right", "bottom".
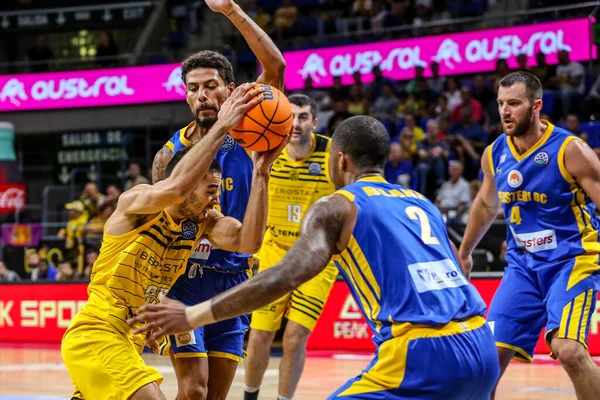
{"left": 130, "top": 194, "right": 356, "bottom": 339}
{"left": 205, "top": 0, "right": 286, "bottom": 90}
{"left": 152, "top": 146, "right": 174, "bottom": 184}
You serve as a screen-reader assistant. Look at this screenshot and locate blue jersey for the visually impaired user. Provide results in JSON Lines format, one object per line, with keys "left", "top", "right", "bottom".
{"left": 166, "top": 122, "right": 254, "bottom": 271}
{"left": 334, "top": 176, "right": 486, "bottom": 344}
{"left": 489, "top": 121, "right": 600, "bottom": 261}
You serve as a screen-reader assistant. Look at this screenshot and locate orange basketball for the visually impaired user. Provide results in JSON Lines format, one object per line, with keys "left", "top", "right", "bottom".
{"left": 231, "top": 84, "right": 293, "bottom": 151}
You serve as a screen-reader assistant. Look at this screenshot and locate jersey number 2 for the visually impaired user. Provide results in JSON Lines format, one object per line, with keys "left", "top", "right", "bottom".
{"left": 405, "top": 206, "right": 440, "bottom": 245}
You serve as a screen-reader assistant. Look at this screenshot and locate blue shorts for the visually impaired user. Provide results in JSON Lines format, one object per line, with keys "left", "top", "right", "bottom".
{"left": 328, "top": 316, "right": 499, "bottom": 399}
{"left": 166, "top": 264, "right": 250, "bottom": 362}
{"left": 487, "top": 251, "right": 600, "bottom": 362}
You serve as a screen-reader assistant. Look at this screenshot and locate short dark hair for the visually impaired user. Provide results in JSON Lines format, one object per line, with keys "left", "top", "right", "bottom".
{"left": 499, "top": 71, "right": 543, "bottom": 103}
{"left": 181, "top": 50, "right": 234, "bottom": 85}
{"left": 165, "top": 147, "right": 222, "bottom": 179}
{"left": 288, "top": 94, "right": 318, "bottom": 120}
{"left": 332, "top": 116, "right": 390, "bottom": 170}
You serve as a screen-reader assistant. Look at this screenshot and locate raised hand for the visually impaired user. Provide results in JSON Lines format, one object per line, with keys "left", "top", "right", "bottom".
{"left": 252, "top": 127, "right": 292, "bottom": 174}
{"left": 127, "top": 295, "right": 194, "bottom": 345}
{"left": 205, "top": 0, "right": 236, "bottom": 14}
{"left": 216, "top": 82, "right": 264, "bottom": 133}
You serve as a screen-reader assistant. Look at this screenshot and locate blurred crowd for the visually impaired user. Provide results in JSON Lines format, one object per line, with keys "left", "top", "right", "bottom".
{"left": 293, "top": 49, "right": 600, "bottom": 229}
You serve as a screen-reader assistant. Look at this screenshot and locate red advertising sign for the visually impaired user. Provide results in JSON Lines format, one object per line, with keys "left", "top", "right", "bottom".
{"left": 307, "top": 280, "right": 600, "bottom": 356}
{"left": 0, "top": 183, "right": 25, "bottom": 213}
{"left": 0, "top": 283, "right": 88, "bottom": 342}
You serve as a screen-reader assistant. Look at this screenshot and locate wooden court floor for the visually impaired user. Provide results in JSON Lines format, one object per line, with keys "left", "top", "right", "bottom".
{"left": 0, "top": 345, "right": 585, "bottom": 399}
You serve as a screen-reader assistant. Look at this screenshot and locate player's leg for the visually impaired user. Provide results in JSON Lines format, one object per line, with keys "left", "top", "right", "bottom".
{"left": 279, "top": 265, "right": 337, "bottom": 398}
{"left": 61, "top": 320, "right": 164, "bottom": 400}
{"left": 485, "top": 252, "right": 547, "bottom": 398}
{"left": 169, "top": 352, "right": 209, "bottom": 400}
{"left": 544, "top": 256, "right": 600, "bottom": 398}
{"left": 130, "top": 383, "right": 167, "bottom": 400}
{"left": 279, "top": 321, "right": 311, "bottom": 398}
{"left": 244, "top": 249, "right": 290, "bottom": 399}
{"left": 206, "top": 356, "right": 239, "bottom": 400}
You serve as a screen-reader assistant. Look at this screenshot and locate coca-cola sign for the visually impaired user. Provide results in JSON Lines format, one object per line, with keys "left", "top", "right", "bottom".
{"left": 283, "top": 18, "right": 595, "bottom": 90}
{"left": 0, "top": 184, "right": 25, "bottom": 213}
{"left": 0, "top": 64, "right": 187, "bottom": 112}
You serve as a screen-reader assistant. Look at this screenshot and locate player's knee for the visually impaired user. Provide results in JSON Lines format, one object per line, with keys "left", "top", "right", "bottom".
{"left": 553, "top": 339, "right": 588, "bottom": 371}
{"left": 179, "top": 381, "right": 208, "bottom": 400}
{"left": 250, "top": 329, "right": 276, "bottom": 348}
{"left": 283, "top": 329, "right": 310, "bottom": 354}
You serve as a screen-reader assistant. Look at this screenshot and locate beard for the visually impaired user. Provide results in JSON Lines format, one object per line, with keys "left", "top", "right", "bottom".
{"left": 178, "top": 193, "right": 206, "bottom": 223}
{"left": 195, "top": 114, "right": 218, "bottom": 129}
{"left": 505, "top": 106, "right": 533, "bottom": 138}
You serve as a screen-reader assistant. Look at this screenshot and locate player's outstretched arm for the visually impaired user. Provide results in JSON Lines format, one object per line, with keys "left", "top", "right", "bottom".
{"left": 152, "top": 146, "right": 174, "bottom": 184}
{"left": 202, "top": 136, "right": 290, "bottom": 254}
{"left": 129, "top": 194, "right": 356, "bottom": 341}
{"left": 206, "top": 0, "right": 286, "bottom": 90}
{"left": 458, "top": 145, "right": 500, "bottom": 278}
{"left": 119, "top": 83, "right": 265, "bottom": 216}
{"left": 564, "top": 139, "right": 600, "bottom": 207}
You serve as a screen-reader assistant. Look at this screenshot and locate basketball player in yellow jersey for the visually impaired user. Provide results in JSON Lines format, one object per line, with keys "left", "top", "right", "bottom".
{"left": 244, "top": 94, "right": 338, "bottom": 400}
{"left": 61, "top": 83, "right": 283, "bottom": 400}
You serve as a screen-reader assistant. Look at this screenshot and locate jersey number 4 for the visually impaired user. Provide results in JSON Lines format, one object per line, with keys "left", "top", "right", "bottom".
{"left": 510, "top": 206, "right": 522, "bottom": 225}
{"left": 406, "top": 206, "right": 440, "bottom": 245}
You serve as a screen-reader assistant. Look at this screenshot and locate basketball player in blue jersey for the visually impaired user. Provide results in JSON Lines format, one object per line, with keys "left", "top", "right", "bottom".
{"left": 150, "top": 1, "right": 286, "bottom": 399}
{"left": 457, "top": 71, "right": 600, "bottom": 399}
{"left": 132, "top": 115, "right": 500, "bottom": 399}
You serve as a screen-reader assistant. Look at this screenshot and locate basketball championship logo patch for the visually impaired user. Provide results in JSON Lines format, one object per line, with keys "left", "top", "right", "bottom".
{"left": 308, "top": 162, "right": 322, "bottom": 176}
{"left": 181, "top": 220, "right": 198, "bottom": 240}
{"left": 507, "top": 170, "right": 523, "bottom": 188}
{"left": 533, "top": 151, "right": 549, "bottom": 168}
{"left": 220, "top": 134, "right": 235, "bottom": 152}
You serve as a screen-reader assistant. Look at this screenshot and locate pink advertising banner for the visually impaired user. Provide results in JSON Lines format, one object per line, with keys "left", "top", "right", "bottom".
{"left": 284, "top": 18, "right": 596, "bottom": 90}
{"left": 0, "top": 63, "right": 187, "bottom": 112}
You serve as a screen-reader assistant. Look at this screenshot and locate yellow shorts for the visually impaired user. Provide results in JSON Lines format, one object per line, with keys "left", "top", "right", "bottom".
{"left": 250, "top": 244, "right": 338, "bottom": 332}
{"left": 61, "top": 310, "right": 163, "bottom": 400}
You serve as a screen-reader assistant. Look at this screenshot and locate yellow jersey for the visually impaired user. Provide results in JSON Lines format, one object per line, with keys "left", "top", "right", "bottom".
{"left": 82, "top": 210, "right": 202, "bottom": 336}
{"left": 262, "top": 133, "right": 336, "bottom": 250}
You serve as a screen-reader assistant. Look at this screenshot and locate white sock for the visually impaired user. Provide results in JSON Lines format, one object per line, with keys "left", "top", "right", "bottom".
{"left": 244, "top": 386, "right": 260, "bottom": 393}
{"left": 277, "top": 396, "right": 293, "bottom": 400}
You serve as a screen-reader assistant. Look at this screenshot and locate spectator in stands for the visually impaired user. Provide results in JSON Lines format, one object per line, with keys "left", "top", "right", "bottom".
{"left": 348, "top": 84, "right": 368, "bottom": 115}
{"left": 402, "top": 113, "right": 425, "bottom": 148}
{"left": 493, "top": 58, "right": 510, "bottom": 84}
{"left": 371, "top": 82, "right": 400, "bottom": 124}
{"left": 472, "top": 75, "right": 495, "bottom": 108}
{"left": 405, "top": 66, "right": 425, "bottom": 94}
{"left": 565, "top": 114, "right": 583, "bottom": 136}
{"left": 0, "top": 260, "right": 20, "bottom": 282}
{"left": 84, "top": 201, "right": 116, "bottom": 240}
{"left": 427, "top": 62, "right": 446, "bottom": 94}
{"left": 58, "top": 201, "right": 87, "bottom": 269}
{"left": 80, "top": 183, "right": 104, "bottom": 219}
{"left": 104, "top": 184, "right": 122, "bottom": 206}
{"left": 488, "top": 240, "right": 508, "bottom": 272}
{"left": 443, "top": 77, "right": 462, "bottom": 112}
{"left": 124, "top": 163, "right": 150, "bottom": 191}
{"left": 366, "top": 65, "right": 398, "bottom": 101}
{"left": 56, "top": 261, "right": 75, "bottom": 281}
{"left": 449, "top": 106, "right": 486, "bottom": 179}
{"left": 253, "top": 5, "right": 271, "bottom": 31}
{"left": 27, "top": 36, "right": 53, "bottom": 73}
{"left": 451, "top": 86, "right": 483, "bottom": 123}
{"left": 416, "top": 119, "right": 449, "bottom": 195}
{"left": 274, "top": 0, "right": 298, "bottom": 39}
{"left": 460, "top": 179, "right": 482, "bottom": 224}
{"left": 435, "top": 160, "right": 471, "bottom": 218}
{"left": 329, "top": 76, "right": 349, "bottom": 104}
{"left": 385, "top": 141, "right": 412, "bottom": 187}
{"left": 515, "top": 53, "right": 528, "bottom": 72}
{"left": 484, "top": 81, "right": 501, "bottom": 136}
{"left": 434, "top": 94, "right": 451, "bottom": 121}
{"left": 96, "top": 31, "right": 119, "bottom": 68}
{"left": 583, "top": 73, "right": 600, "bottom": 121}
{"left": 555, "top": 49, "right": 585, "bottom": 117}
{"left": 299, "top": 77, "right": 330, "bottom": 110}
{"left": 30, "top": 253, "right": 58, "bottom": 281}
{"left": 530, "top": 51, "right": 556, "bottom": 89}
{"left": 80, "top": 249, "right": 99, "bottom": 281}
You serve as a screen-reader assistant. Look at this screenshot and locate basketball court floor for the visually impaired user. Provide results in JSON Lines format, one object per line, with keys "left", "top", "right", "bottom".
{"left": 0, "top": 344, "right": 589, "bottom": 399}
